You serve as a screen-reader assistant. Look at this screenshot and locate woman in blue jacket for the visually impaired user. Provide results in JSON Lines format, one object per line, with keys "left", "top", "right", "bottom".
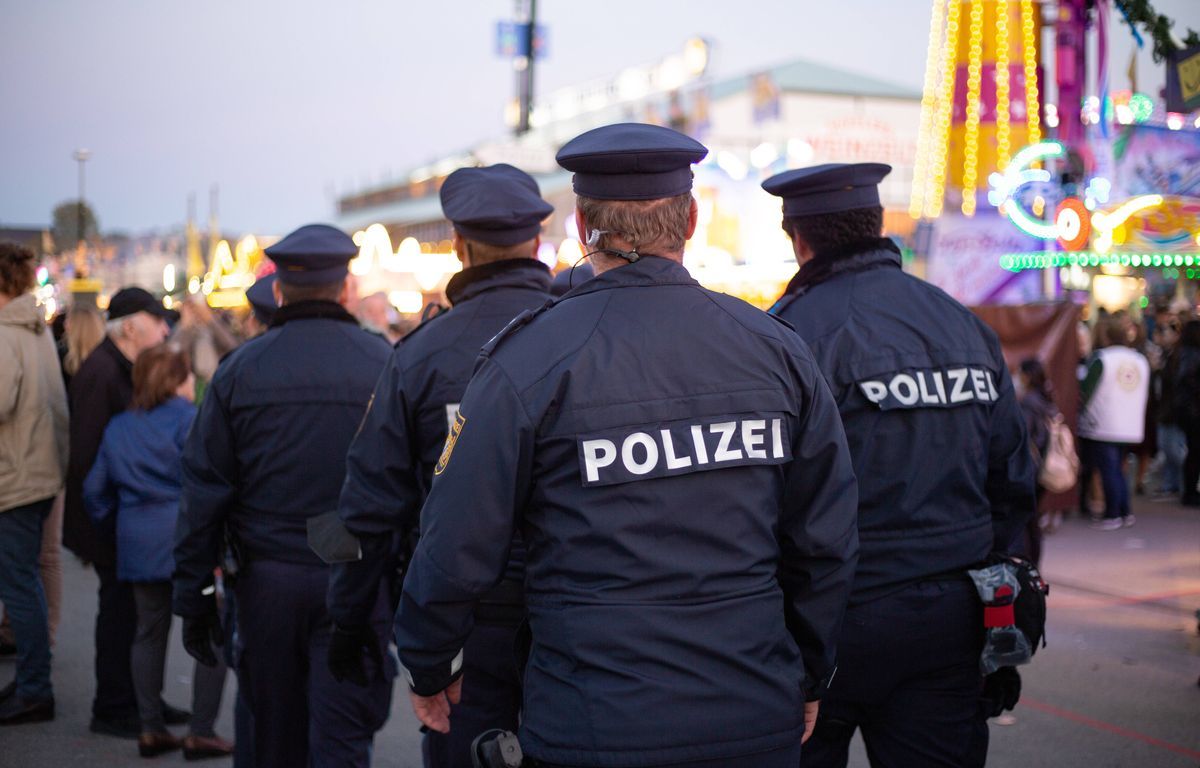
{"left": 84, "top": 344, "right": 231, "bottom": 759}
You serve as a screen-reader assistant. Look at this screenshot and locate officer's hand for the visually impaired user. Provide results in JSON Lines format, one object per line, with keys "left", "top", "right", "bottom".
{"left": 182, "top": 612, "right": 223, "bottom": 668}
{"left": 802, "top": 700, "right": 820, "bottom": 744}
{"left": 328, "top": 623, "right": 382, "bottom": 687}
{"left": 981, "top": 666, "right": 1022, "bottom": 717}
{"left": 409, "top": 676, "right": 463, "bottom": 734}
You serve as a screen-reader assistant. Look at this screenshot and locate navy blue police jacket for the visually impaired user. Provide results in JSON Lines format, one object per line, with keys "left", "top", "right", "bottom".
{"left": 328, "top": 259, "right": 553, "bottom": 627}
{"left": 770, "top": 242, "right": 1036, "bottom": 606}
{"left": 394, "top": 256, "right": 860, "bottom": 767}
{"left": 173, "top": 301, "right": 391, "bottom": 618}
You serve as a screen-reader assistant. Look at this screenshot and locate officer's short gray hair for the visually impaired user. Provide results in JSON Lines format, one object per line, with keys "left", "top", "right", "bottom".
{"left": 577, "top": 193, "right": 692, "bottom": 255}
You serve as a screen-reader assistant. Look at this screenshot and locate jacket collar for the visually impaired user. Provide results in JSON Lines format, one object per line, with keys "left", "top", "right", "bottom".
{"left": 556, "top": 255, "right": 697, "bottom": 301}
{"left": 445, "top": 259, "right": 551, "bottom": 306}
{"left": 771, "top": 240, "right": 901, "bottom": 314}
{"left": 269, "top": 300, "right": 358, "bottom": 328}
{"left": 0, "top": 293, "right": 43, "bottom": 333}
{"left": 99, "top": 336, "right": 135, "bottom": 375}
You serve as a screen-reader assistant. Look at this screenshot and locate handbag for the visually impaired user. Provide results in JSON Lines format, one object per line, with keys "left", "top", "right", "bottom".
{"left": 1036, "top": 415, "right": 1078, "bottom": 494}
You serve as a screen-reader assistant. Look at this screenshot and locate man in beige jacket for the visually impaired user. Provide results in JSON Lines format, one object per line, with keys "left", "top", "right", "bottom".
{"left": 0, "top": 241, "right": 68, "bottom": 725}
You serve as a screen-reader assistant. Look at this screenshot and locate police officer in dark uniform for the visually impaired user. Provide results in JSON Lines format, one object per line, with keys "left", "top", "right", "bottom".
{"left": 393, "top": 123, "right": 860, "bottom": 768}
{"left": 761, "top": 164, "right": 1037, "bottom": 768}
{"left": 326, "top": 163, "right": 555, "bottom": 768}
{"left": 172, "top": 224, "right": 394, "bottom": 768}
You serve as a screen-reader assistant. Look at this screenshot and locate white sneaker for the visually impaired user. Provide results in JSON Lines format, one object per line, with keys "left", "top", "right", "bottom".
{"left": 1091, "top": 518, "right": 1123, "bottom": 531}
{"left": 1123, "top": 514, "right": 1136, "bottom": 527}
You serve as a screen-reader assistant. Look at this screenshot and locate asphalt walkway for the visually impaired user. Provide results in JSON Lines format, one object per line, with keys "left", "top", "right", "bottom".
{"left": 1, "top": 498, "right": 1197, "bottom": 767}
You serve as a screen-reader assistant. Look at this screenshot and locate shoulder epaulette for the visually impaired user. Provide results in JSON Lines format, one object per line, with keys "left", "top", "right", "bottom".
{"left": 479, "top": 299, "right": 555, "bottom": 358}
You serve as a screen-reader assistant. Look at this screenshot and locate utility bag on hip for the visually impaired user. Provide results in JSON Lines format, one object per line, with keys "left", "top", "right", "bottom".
{"left": 968, "top": 553, "right": 1049, "bottom": 674}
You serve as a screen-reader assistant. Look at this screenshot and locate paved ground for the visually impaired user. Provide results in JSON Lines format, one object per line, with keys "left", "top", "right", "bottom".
{"left": 2, "top": 498, "right": 1197, "bottom": 767}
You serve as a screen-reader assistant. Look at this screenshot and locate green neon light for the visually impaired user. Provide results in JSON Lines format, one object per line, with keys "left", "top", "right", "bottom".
{"left": 999, "top": 251, "right": 1200, "bottom": 274}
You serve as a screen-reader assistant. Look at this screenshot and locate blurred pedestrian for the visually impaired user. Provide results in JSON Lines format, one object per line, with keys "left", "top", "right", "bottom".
{"left": 174, "top": 225, "right": 393, "bottom": 768}
{"left": 1017, "top": 357, "right": 1062, "bottom": 562}
{"left": 1078, "top": 317, "right": 1150, "bottom": 530}
{"left": 242, "top": 273, "right": 278, "bottom": 339}
{"left": 171, "top": 296, "right": 239, "bottom": 396}
{"left": 0, "top": 304, "right": 96, "bottom": 655}
{"left": 329, "top": 163, "right": 555, "bottom": 768}
{"left": 1152, "top": 311, "right": 1187, "bottom": 497}
{"left": 63, "top": 286, "right": 181, "bottom": 738}
{"left": 356, "top": 291, "right": 403, "bottom": 344}
{"left": 762, "top": 164, "right": 1035, "bottom": 766}
{"left": 84, "top": 345, "right": 233, "bottom": 759}
{"left": 0, "top": 242, "right": 68, "bottom": 725}
{"left": 1174, "top": 320, "right": 1200, "bottom": 507}
{"left": 61, "top": 304, "right": 105, "bottom": 389}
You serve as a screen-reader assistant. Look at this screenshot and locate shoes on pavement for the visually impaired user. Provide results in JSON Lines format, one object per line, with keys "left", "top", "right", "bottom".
{"left": 162, "top": 700, "right": 191, "bottom": 726}
{"left": 1123, "top": 514, "right": 1137, "bottom": 527}
{"left": 0, "top": 680, "right": 14, "bottom": 702}
{"left": 1181, "top": 495, "right": 1200, "bottom": 508}
{"left": 183, "top": 734, "right": 235, "bottom": 761}
{"left": 0, "top": 694, "right": 54, "bottom": 725}
{"left": 1091, "top": 518, "right": 1123, "bottom": 531}
{"left": 138, "top": 730, "right": 182, "bottom": 758}
{"left": 0, "top": 639, "right": 16, "bottom": 657}
{"left": 90, "top": 712, "right": 141, "bottom": 739}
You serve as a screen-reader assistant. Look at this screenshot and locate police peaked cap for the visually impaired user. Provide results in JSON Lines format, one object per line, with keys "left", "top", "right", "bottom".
{"left": 762, "top": 162, "right": 892, "bottom": 217}
{"left": 263, "top": 224, "right": 358, "bottom": 285}
{"left": 556, "top": 123, "right": 709, "bottom": 201}
{"left": 440, "top": 163, "right": 554, "bottom": 246}
{"left": 244, "top": 273, "right": 278, "bottom": 325}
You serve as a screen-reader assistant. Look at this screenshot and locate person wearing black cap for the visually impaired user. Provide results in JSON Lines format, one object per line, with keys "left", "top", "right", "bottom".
{"left": 63, "top": 285, "right": 184, "bottom": 738}
{"left": 172, "top": 225, "right": 393, "bottom": 768}
{"left": 392, "top": 124, "right": 859, "bottom": 768}
{"left": 762, "top": 164, "right": 1036, "bottom": 768}
{"left": 326, "top": 163, "right": 554, "bottom": 768}
{"left": 242, "top": 273, "right": 277, "bottom": 337}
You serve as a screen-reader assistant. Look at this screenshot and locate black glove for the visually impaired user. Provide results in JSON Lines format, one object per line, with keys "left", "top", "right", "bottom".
{"left": 981, "top": 666, "right": 1022, "bottom": 717}
{"left": 182, "top": 612, "right": 224, "bottom": 668}
{"left": 328, "top": 623, "right": 382, "bottom": 687}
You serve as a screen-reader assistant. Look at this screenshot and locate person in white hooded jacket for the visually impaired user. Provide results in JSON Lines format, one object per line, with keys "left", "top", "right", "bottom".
{"left": 0, "top": 241, "right": 68, "bottom": 725}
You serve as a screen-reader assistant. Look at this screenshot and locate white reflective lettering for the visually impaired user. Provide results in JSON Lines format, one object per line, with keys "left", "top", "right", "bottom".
{"left": 621, "top": 432, "right": 659, "bottom": 475}
{"left": 916, "top": 372, "right": 941, "bottom": 404}
{"left": 948, "top": 368, "right": 973, "bottom": 403}
{"left": 710, "top": 422, "right": 743, "bottom": 462}
{"left": 771, "top": 418, "right": 784, "bottom": 458}
{"left": 742, "top": 420, "right": 767, "bottom": 458}
{"left": 971, "top": 368, "right": 990, "bottom": 401}
{"left": 690, "top": 424, "right": 709, "bottom": 464}
{"left": 860, "top": 381, "right": 888, "bottom": 403}
{"left": 987, "top": 370, "right": 1000, "bottom": 400}
{"left": 661, "top": 429, "right": 693, "bottom": 469}
{"left": 933, "top": 371, "right": 948, "bottom": 403}
{"left": 889, "top": 374, "right": 920, "bottom": 406}
{"left": 582, "top": 439, "right": 617, "bottom": 482}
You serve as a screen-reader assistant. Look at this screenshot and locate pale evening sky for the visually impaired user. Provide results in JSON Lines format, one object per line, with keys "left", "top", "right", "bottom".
{"left": 1, "top": 0, "right": 1195, "bottom": 235}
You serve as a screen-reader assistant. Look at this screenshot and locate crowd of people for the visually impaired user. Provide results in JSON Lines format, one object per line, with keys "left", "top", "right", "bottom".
{"left": 0, "top": 121, "right": 1195, "bottom": 768}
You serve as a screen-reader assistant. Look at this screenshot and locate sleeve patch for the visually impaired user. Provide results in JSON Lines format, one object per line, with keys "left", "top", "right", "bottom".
{"left": 434, "top": 409, "right": 466, "bottom": 476}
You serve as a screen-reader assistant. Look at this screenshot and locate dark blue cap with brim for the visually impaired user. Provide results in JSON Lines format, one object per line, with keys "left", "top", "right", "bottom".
{"left": 556, "top": 123, "right": 708, "bottom": 201}
{"left": 244, "top": 273, "right": 278, "bottom": 325}
{"left": 440, "top": 164, "right": 554, "bottom": 246}
{"left": 263, "top": 224, "right": 357, "bottom": 285}
{"left": 762, "top": 163, "right": 892, "bottom": 217}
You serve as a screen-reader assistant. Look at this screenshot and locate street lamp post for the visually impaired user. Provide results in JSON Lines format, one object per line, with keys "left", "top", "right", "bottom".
{"left": 73, "top": 148, "right": 90, "bottom": 247}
